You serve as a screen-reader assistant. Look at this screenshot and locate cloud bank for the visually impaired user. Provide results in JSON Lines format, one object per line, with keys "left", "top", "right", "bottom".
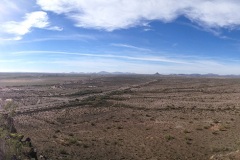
{"left": 37, "top": 0, "right": 240, "bottom": 31}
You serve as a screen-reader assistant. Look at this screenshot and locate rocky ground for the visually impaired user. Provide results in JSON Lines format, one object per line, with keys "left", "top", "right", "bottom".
{"left": 1, "top": 74, "right": 240, "bottom": 159}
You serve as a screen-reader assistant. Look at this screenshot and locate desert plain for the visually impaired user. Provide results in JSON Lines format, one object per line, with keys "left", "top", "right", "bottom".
{"left": 1, "top": 73, "right": 240, "bottom": 160}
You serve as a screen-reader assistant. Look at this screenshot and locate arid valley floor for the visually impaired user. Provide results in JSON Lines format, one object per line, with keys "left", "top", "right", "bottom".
{"left": 1, "top": 73, "right": 240, "bottom": 160}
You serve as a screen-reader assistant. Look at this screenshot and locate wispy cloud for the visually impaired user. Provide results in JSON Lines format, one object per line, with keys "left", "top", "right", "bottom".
{"left": 143, "top": 28, "right": 154, "bottom": 32}
{"left": 37, "top": 0, "right": 240, "bottom": 31}
{"left": 4, "top": 55, "right": 239, "bottom": 75}
{"left": 4, "top": 50, "right": 240, "bottom": 74}
{"left": 46, "top": 26, "right": 63, "bottom": 31}
{"left": 111, "top": 43, "right": 151, "bottom": 52}
{"left": 177, "top": 21, "right": 237, "bottom": 40}
{"left": 0, "top": 59, "right": 22, "bottom": 63}
{"left": 0, "top": 37, "right": 22, "bottom": 41}
{"left": 172, "top": 43, "right": 178, "bottom": 47}
{"left": 16, "top": 34, "right": 97, "bottom": 43}
{"left": 12, "top": 50, "right": 189, "bottom": 64}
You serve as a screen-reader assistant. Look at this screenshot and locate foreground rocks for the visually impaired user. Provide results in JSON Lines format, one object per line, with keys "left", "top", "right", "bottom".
{"left": 0, "top": 113, "right": 43, "bottom": 160}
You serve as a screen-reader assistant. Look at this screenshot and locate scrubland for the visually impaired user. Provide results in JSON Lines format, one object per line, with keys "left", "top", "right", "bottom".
{"left": 1, "top": 74, "right": 240, "bottom": 159}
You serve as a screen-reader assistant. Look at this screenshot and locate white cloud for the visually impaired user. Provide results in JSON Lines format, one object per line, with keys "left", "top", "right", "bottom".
{"left": 37, "top": 0, "right": 240, "bottom": 31}
{"left": 0, "top": 11, "right": 62, "bottom": 40}
{"left": 2, "top": 11, "right": 48, "bottom": 35}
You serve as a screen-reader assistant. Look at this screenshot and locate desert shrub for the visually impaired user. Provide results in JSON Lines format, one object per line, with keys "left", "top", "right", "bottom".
{"left": 165, "top": 135, "right": 175, "bottom": 141}
{"left": 0, "top": 130, "right": 24, "bottom": 159}
{"left": 0, "top": 101, "right": 28, "bottom": 159}
{"left": 183, "top": 130, "right": 191, "bottom": 134}
{"left": 55, "top": 129, "right": 61, "bottom": 133}
{"left": 64, "top": 137, "right": 78, "bottom": 146}
{"left": 68, "top": 133, "right": 74, "bottom": 137}
{"left": 83, "top": 144, "right": 89, "bottom": 148}
{"left": 211, "top": 147, "right": 231, "bottom": 153}
{"left": 110, "top": 89, "right": 134, "bottom": 95}
{"left": 117, "top": 126, "right": 123, "bottom": 129}
{"left": 81, "top": 95, "right": 110, "bottom": 107}
{"left": 219, "top": 125, "right": 230, "bottom": 131}
{"left": 69, "top": 90, "right": 102, "bottom": 97}
{"left": 68, "top": 138, "right": 78, "bottom": 145}
{"left": 3, "top": 101, "right": 18, "bottom": 117}
{"left": 203, "top": 125, "right": 211, "bottom": 129}
{"left": 196, "top": 126, "right": 203, "bottom": 131}
{"left": 57, "top": 118, "right": 65, "bottom": 124}
{"left": 185, "top": 136, "right": 193, "bottom": 141}
{"left": 59, "top": 149, "right": 68, "bottom": 155}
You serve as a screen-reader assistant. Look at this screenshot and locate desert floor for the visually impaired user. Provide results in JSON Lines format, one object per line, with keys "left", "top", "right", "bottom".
{"left": 1, "top": 74, "right": 240, "bottom": 159}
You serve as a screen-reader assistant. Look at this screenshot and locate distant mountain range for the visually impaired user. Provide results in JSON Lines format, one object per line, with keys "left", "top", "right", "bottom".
{"left": 154, "top": 73, "right": 240, "bottom": 78}
{"left": 68, "top": 71, "right": 136, "bottom": 75}
{"left": 95, "top": 71, "right": 135, "bottom": 75}
{"left": 83, "top": 72, "right": 240, "bottom": 77}
{"left": 1, "top": 72, "right": 240, "bottom": 77}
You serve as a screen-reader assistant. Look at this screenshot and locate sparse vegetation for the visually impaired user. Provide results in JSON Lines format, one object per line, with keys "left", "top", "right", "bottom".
{"left": 165, "top": 135, "right": 175, "bottom": 141}
{"left": 196, "top": 126, "right": 203, "bottom": 131}
{"left": 211, "top": 147, "right": 231, "bottom": 153}
{"left": 59, "top": 148, "right": 68, "bottom": 155}
{"left": 212, "top": 131, "right": 219, "bottom": 135}
{"left": 1, "top": 74, "right": 240, "bottom": 159}
{"left": 0, "top": 102, "right": 25, "bottom": 159}
{"left": 219, "top": 125, "right": 230, "bottom": 131}
{"left": 68, "top": 89, "right": 103, "bottom": 97}
{"left": 183, "top": 129, "right": 191, "bottom": 134}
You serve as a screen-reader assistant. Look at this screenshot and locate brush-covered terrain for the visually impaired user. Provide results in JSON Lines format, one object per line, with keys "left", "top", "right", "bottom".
{"left": 1, "top": 74, "right": 240, "bottom": 159}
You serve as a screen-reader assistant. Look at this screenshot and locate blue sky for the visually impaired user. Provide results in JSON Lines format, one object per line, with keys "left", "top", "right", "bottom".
{"left": 1, "top": 0, "right": 240, "bottom": 74}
